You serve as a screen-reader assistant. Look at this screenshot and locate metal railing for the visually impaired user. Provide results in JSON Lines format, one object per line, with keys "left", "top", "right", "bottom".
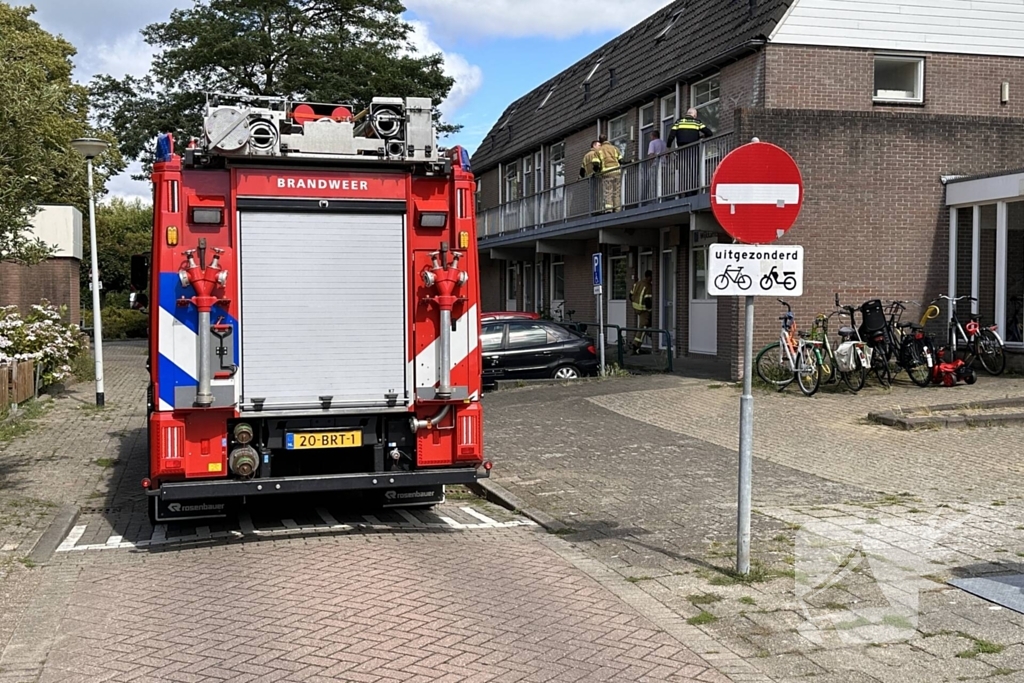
{"left": 478, "top": 133, "right": 735, "bottom": 238}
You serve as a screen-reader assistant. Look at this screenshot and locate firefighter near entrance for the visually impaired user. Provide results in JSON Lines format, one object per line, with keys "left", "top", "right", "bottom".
{"left": 140, "top": 92, "right": 490, "bottom": 523}
{"left": 630, "top": 270, "right": 654, "bottom": 354}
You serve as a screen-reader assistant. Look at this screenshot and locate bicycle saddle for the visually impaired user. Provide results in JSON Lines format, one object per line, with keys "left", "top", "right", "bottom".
{"left": 897, "top": 322, "right": 923, "bottom": 330}
{"left": 838, "top": 326, "right": 855, "bottom": 337}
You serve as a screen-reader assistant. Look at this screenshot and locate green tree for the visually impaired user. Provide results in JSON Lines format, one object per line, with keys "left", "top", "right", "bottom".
{"left": 91, "top": 0, "right": 456, "bottom": 167}
{"left": 0, "top": 3, "right": 123, "bottom": 264}
{"left": 83, "top": 198, "right": 153, "bottom": 303}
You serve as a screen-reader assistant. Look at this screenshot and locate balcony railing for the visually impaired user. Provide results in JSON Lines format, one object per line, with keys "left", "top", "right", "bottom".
{"left": 478, "top": 133, "right": 735, "bottom": 239}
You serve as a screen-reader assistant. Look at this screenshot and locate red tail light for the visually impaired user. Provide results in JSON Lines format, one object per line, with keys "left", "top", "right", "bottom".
{"left": 914, "top": 332, "right": 924, "bottom": 340}
{"left": 586, "top": 345, "right": 597, "bottom": 356}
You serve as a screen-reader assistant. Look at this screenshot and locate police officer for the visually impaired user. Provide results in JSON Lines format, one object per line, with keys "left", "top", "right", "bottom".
{"left": 669, "top": 108, "right": 713, "bottom": 147}
{"left": 630, "top": 270, "right": 654, "bottom": 354}
{"left": 596, "top": 135, "right": 623, "bottom": 212}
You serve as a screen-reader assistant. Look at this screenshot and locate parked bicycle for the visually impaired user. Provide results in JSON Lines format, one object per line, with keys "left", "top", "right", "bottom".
{"left": 934, "top": 294, "right": 1005, "bottom": 375}
{"left": 808, "top": 294, "right": 869, "bottom": 392}
{"left": 755, "top": 299, "right": 822, "bottom": 396}
{"left": 885, "top": 300, "right": 934, "bottom": 387}
{"left": 713, "top": 265, "right": 752, "bottom": 291}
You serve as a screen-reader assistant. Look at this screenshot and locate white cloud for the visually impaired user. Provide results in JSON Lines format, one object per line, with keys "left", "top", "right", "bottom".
{"left": 87, "top": 32, "right": 157, "bottom": 80}
{"left": 405, "top": 0, "right": 676, "bottom": 40}
{"left": 102, "top": 161, "right": 152, "bottom": 206}
{"left": 407, "top": 20, "right": 483, "bottom": 116}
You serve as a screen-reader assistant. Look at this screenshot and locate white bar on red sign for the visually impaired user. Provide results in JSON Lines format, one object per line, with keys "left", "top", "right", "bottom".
{"left": 715, "top": 184, "right": 801, "bottom": 206}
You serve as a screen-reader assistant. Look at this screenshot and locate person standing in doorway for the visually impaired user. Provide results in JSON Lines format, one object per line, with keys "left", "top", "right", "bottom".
{"left": 644, "top": 130, "right": 667, "bottom": 201}
{"left": 597, "top": 135, "right": 623, "bottom": 212}
{"left": 630, "top": 270, "right": 654, "bottom": 354}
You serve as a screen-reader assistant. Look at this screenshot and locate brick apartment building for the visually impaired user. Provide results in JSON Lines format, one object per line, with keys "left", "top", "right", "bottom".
{"left": 0, "top": 205, "right": 83, "bottom": 323}
{"left": 470, "top": 0, "right": 1024, "bottom": 378}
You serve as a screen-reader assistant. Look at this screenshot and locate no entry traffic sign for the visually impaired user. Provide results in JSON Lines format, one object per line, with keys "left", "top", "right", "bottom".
{"left": 711, "top": 141, "right": 803, "bottom": 244}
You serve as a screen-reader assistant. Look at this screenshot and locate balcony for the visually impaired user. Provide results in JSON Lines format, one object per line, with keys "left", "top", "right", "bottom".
{"left": 478, "top": 133, "right": 735, "bottom": 241}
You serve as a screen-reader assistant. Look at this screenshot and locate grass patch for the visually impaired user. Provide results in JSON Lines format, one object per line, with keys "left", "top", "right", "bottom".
{"left": 991, "top": 669, "right": 1018, "bottom": 677}
{"left": 71, "top": 348, "right": 95, "bottom": 382}
{"left": 93, "top": 458, "right": 118, "bottom": 468}
{"left": 739, "top": 596, "right": 757, "bottom": 606}
{"left": 686, "top": 610, "right": 717, "bottom": 626}
{"left": 687, "top": 593, "right": 722, "bottom": 606}
{"left": 551, "top": 527, "right": 577, "bottom": 536}
{"left": 705, "top": 560, "right": 793, "bottom": 586}
{"left": 992, "top": 500, "right": 1007, "bottom": 507}
{"left": 957, "top": 637, "right": 1004, "bottom": 659}
{"left": 823, "top": 602, "right": 848, "bottom": 611}
{"left": 0, "top": 399, "right": 50, "bottom": 444}
{"left": 17, "top": 557, "right": 37, "bottom": 569}
{"left": 706, "top": 383, "right": 726, "bottom": 389}
{"left": 866, "top": 517, "right": 881, "bottom": 524}
{"left": 625, "top": 575, "right": 654, "bottom": 584}
{"left": 772, "top": 533, "right": 793, "bottom": 544}
{"left": 784, "top": 522, "right": 802, "bottom": 531}
{"left": 836, "top": 616, "right": 871, "bottom": 630}
{"left": 444, "top": 485, "right": 479, "bottom": 501}
{"left": 881, "top": 614, "right": 915, "bottom": 629}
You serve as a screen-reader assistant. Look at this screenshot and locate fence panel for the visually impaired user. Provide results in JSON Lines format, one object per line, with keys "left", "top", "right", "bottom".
{"left": 11, "top": 360, "right": 34, "bottom": 404}
{"left": 0, "top": 364, "right": 9, "bottom": 414}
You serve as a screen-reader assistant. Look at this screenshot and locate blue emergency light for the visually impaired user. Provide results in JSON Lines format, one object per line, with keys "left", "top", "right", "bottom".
{"left": 155, "top": 133, "right": 175, "bottom": 162}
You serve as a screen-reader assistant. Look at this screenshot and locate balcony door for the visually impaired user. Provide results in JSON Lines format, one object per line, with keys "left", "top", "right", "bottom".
{"left": 689, "top": 235, "right": 717, "bottom": 355}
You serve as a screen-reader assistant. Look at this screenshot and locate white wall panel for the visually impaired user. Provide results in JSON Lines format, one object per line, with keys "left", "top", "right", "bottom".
{"left": 772, "top": 0, "right": 1024, "bottom": 57}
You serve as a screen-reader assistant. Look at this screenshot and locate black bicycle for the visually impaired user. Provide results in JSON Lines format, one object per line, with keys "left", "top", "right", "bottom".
{"left": 935, "top": 294, "right": 1005, "bottom": 376}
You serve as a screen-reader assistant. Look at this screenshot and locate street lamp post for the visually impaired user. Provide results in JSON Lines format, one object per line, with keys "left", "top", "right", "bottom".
{"left": 71, "top": 138, "right": 110, "bottom": 406}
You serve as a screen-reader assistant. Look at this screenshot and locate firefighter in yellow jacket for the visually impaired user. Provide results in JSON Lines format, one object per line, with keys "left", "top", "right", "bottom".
{"left": 596, "top": 135, "right": 623, "bottom": 212}
{"left": 630, "top": 270, "right": 653, "bottom": 354}
{"left": 580, "top": 140, "right": 603, "bottom": 211}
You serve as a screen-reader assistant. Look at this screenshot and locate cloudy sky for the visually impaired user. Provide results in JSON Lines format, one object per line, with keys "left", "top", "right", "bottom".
{"left": 30, "top": 0, "right": 675, "bottom": 202}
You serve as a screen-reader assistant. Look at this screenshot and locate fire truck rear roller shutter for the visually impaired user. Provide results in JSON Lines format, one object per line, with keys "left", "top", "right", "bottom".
{"left": 238, "top": 211, "right": 409, "bottom": 410}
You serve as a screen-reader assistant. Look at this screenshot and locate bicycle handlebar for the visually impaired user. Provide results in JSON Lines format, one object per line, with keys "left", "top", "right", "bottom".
{"left": 777, "top": 299, "right": 791, "bottom": 312}
{"left": 938, "top": 295, "right": 975, "bottom": 302}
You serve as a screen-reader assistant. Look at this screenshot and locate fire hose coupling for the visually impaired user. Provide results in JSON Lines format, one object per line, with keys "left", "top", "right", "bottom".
{"left": 229, "top": 445, "right": 259, "bottom": 478}
{"left": 410, "top": 404, "right": 451, "bottom": 433}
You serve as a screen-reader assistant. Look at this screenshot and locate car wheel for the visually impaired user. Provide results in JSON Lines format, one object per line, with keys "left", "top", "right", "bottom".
{"left": 553, "top": 365, "right": 581, "bottom": 380}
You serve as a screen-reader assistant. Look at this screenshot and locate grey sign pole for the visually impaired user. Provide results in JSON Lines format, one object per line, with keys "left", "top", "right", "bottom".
{"left": 737, "top": 294, "right": 755, "bottom": 575}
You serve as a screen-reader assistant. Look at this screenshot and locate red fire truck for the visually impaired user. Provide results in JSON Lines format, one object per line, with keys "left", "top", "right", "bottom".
{"left": 141, "top": 93, "right": 488, "bottom": 522}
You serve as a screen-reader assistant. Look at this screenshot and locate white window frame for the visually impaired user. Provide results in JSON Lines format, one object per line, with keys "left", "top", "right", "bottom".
{"left": 504, "top": 160, "right": 521, "bottom": 202}
{"left": 522, "top": 154, "right": 535, "bottom": 197}
{"left": 873, "top": 55, "right": 925, "bottom": 104}
{"left": 609, "top": 113, "right": 629, "bottom": 158}
{"left": 549, "top": 141, "right": 565, "bottom": 194}
{"left": 690, "top": 74, "right": 721, "bottom": 130}
{"left": 640, "top": 103, "right": 656, "bottom": 158}
{"left": 661, "top": 93, "right": 677, "bottom": 141}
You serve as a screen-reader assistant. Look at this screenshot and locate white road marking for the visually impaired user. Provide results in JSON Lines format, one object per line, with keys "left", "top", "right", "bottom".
{"left": 461, "top": 507, "right": 501, "bottom": 527}
{"left": 56, "top": 525, "right": 87, "bottom": 552}
{"left": 56, "top": 507, "right": 536, "bottom": 553}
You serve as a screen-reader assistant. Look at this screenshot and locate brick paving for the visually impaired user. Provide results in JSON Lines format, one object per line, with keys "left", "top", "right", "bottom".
{"left": 0, "top": 342, "right": 735, "bottom": 683}
{"left": 483, "top": 373, "right": 1024, "bottom": 682}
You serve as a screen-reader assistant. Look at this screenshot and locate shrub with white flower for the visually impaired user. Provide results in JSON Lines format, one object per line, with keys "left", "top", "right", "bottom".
{"left": 0, "top": 301, "right": 85, "bottom": 385}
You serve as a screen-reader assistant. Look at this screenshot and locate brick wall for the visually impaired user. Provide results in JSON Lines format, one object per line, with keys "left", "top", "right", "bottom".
{"left": 0, "top": 258, "right": 81, "bottom": 323}
{"left": 765, "top": 45, "right": 1024, "bottom": 117}
{"left": 717, "top": 52, "right": 765, "bottom": 133}
{"left": 477, "top": 168, "right": 501, "bottom": 211}
{"left": 479, "top": 254, "right": 503, "bottom": 312}
{"left": 731, "top": 108, "right": 1024, "bottom": 377}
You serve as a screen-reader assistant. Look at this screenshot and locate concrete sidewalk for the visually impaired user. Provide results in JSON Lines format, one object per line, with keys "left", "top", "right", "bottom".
{"left": 483, "top": 374, "right": 1024, "bottom": 682}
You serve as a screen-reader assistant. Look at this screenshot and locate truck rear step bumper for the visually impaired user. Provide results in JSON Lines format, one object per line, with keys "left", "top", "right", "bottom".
{"left": 149, "top": 467, "right": 488, "bottom": 501}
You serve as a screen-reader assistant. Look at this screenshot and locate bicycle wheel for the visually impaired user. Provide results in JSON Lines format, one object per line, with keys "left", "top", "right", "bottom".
{"left": 796, "top": 345, "right": 821, "bottom": 396}
{"left": 842, "top": 354, "right": 867, "bottom": 392}
{"left": 871, "top": 346, "right": 891, "bottom": 388}
{"left": 755, "top": 342, "right": 794, "bottom": 390}
{"left": 902, "top": 339, "right": 932, "bottom": 388}
{"left": 976, "top": 329, "right": 1006, "bottom": 376}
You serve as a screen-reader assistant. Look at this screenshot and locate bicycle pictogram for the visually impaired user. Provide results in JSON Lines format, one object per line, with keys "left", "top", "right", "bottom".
{"left": 713, "top": 264, "right": 752, "bottom": 291}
